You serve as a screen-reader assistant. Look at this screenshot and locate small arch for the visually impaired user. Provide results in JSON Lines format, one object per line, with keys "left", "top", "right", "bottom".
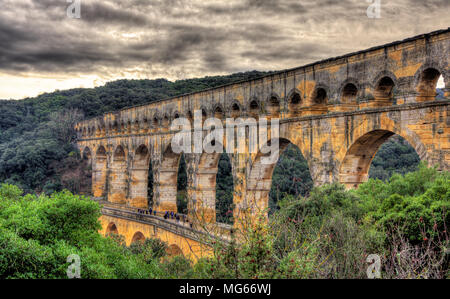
{"left": 248, "top": 99, "right": 259, "bottom": 117}
{"left": 416, "top": 68, "right": 442, "bottom": 101}
{"left": 106, "top": 222, "right": 118, "bottom": 235}
{"left": 201, "top": 108, "right": 208, "bottom": 123}
{"left": 267, "top": 94, "right": 280, "bottom": 116}
{"left": 374, "top": 76, "right": 395, "bottom": 101}
{"left": 166, "top": 244, "right": 183, "bottom": 257}
{"left": 96, "top": 145, "right": 107, "bottom": 159}
{"left": 230, "top": 102, "right": 241, "bottom": 118}
{"left": 341, "top": 83, "right": 358, "bottom": 104}
{"left": 214, "top": 105, "right": 224, "bottom": 119}
{"left": 288, "top": 90, "right": 302, "bottom": 115}
{"left": 135, "top": 145, "right": 149, "bottom": 161}
{"left": 312, "top": 87, "right": 328, "bottom": 105}
{"left": 173, "top": 111, "right": 181, "bottom": 120}
{"left": 113, "top": 145, "right": 126, "bottom": 161}
{"left": 131, "top": 232, "right": 145, "bottom": 244}
{"left": 186, "top": 110, "right": 193, "bottom": 122}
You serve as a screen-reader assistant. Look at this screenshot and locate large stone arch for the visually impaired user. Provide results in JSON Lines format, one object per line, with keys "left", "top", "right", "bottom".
{"left": 108, "top": 145, "right": 127, "bottom": 204}
{"left": 338, "top": 123, "right": 428, "bottom": 189}
{"left": 93, "top": 145, "right": 108, "bottom": 198}
{"left": 129, "top": 144, "right": 151, "bottom": 208}
{"left": 245, "top": 138, "right": 306, "bottom": 219}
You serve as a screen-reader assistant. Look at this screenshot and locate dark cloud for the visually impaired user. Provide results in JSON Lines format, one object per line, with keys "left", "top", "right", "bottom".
{"left": 0, "top": 0, "right": 448, "bottom": 99}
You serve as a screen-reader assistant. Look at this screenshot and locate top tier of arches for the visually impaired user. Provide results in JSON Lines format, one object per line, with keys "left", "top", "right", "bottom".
{"left": 76, "top": 30, "right": 449, "bottom": 139}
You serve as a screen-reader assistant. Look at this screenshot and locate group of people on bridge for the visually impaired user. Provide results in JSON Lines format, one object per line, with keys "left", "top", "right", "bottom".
{"left": 137, "top": 208, "right": 193, "bottom": 228}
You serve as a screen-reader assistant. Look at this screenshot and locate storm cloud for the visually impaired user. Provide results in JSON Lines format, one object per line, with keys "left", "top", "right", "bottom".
{"left": 0, "top": 0, "right": 448, "bottom": 99}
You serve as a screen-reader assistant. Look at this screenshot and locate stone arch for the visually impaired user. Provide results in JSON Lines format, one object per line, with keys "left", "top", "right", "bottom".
{"left": 339, "top": 79, "right": 360, "bottom": 104}
{"left": 106, "top": 222, "right": 118, "bottom": 235}
{"left": 213, "top": 104, "right": 225, "bottom": 120}
{"left": 108, "top": 145, "right": 127, "bottom": 204}
{"left": 173, "top": 111, "right": 181, "bottom": 120}
{"left": 230, "top": 101, "right": 242, "bottom": 118}
{"left": 152, "top": 114, "right": 160, "bottom": 130}
{"left": 131, "top": 231, "right": 145, "bottom": 244}
{"left": 157, "top": 144, "right": 182, "bottom": 212}
{"left": 200, "top": 107, "right": 209, "bottom": 124}
{"left": 129, "top": 145, "right": 151, "bottom": 208}
{"left": 311, "top": 86, "right": 329, "bottom": 105}
{"left": 267, "top": 93, "right": 281, "bottom": 117}
{"left": 162, "top": 115, "right": 170, "bottom": 128}
{"left": 338, "top": 129, "right": 426, "bottom": 189}
{"left": 93, "top": 145, "right": 108, "bottom": 198}
{"left": 248, "top": 98, "right": 260, "bottom": 118}
{"left": 372, "top": 71, "right": 397, "bottom": 102}
{"left": 415, "top": 66, "right": 444, "bottom": 102}
{"left": 166, "top": 244, "right": 184, "bottom": 257}
{"left": 287, "top": 89, "right": 302, "bottom": 116}
{"left": 246, "top": 138, "right": 310, "bottom": 218}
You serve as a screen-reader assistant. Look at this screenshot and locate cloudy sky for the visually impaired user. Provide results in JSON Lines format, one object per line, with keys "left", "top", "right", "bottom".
{"left": 0, "top": 0, "right": 448, "bottom": 99}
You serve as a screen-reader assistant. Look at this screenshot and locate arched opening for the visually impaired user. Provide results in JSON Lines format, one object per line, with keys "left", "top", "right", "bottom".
{"left": 267, "top": 96, "right": 280, "bottom": 117}
{"left": 288, "top": 92, "right": 302, "bottom": 116}
{"left": 129, "top": 145, "right": 150, "bottom": 208}
{"left": 247, "top": 139, "right": 312, "bottom": 218}
{"left": 141, "top": 119, "right": 148, "bottom": 134}
{"left": 131, "top": 232, "right": 145, "bottom": 244}
{"left": 93, "top": 146, "right": 107, "bottom": 198}
{"left": 269, "top": 144, "right": 313, "bottom": 214}
{"left": 176, "top": 154, "right": 188, "bottom": 215}
{"left": 339, "top": 130, "right": 421, "bottom": 188}
{"left": 249, "top": 100, "right": 259, "bottom": 118}
{"left": 341, "top": 83, "right": 358, "bottom": 104}
{"left": 152, "top": 116, "right": 159, "bottom": 130}
{"left": 108, "top": 145, "right": 127, "bottom": 204}
{"left": 133, "top": 120, "right": 140, "bottom": 133}
{"left": 417, "top": 68, "right": 443, "bottom": 101}
{"left": 106, "top": 222, "right": 118, "bottom": 235}
{"left": 214, "top": 106, "right": 224, "bottom": 120}
{"left": 112, "top": 121, "right": 119, "bottom": 135}
{"left": 312, "top": 88, "right": 328, "bottom": 105}
{"left": 374, "top": 77, "right": 395, "bottom": 101}
{"left": 166, "top": 244, "right": 183, "bottom": 257}
{"left": 369, "top": 135, "right": 420, "bottom": 181}
{"left": 231, "top": 103, "right": 241, "bottom": 118}
{"left": 216, "top": 153, "right": 234, "bottom": 224}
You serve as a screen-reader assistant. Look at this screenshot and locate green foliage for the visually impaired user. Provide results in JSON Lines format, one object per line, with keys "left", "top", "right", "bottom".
{"left": 357, "top": 164, "right": 449, "bottom": 243}
{"left": 216, "top": 153, "right": 234, "bottom": 224}
{"left": 269, "top": 144, "right": 313, "bottom": 212}
{"left": 369, "top": 135, "right": 420, "bottom": 181}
